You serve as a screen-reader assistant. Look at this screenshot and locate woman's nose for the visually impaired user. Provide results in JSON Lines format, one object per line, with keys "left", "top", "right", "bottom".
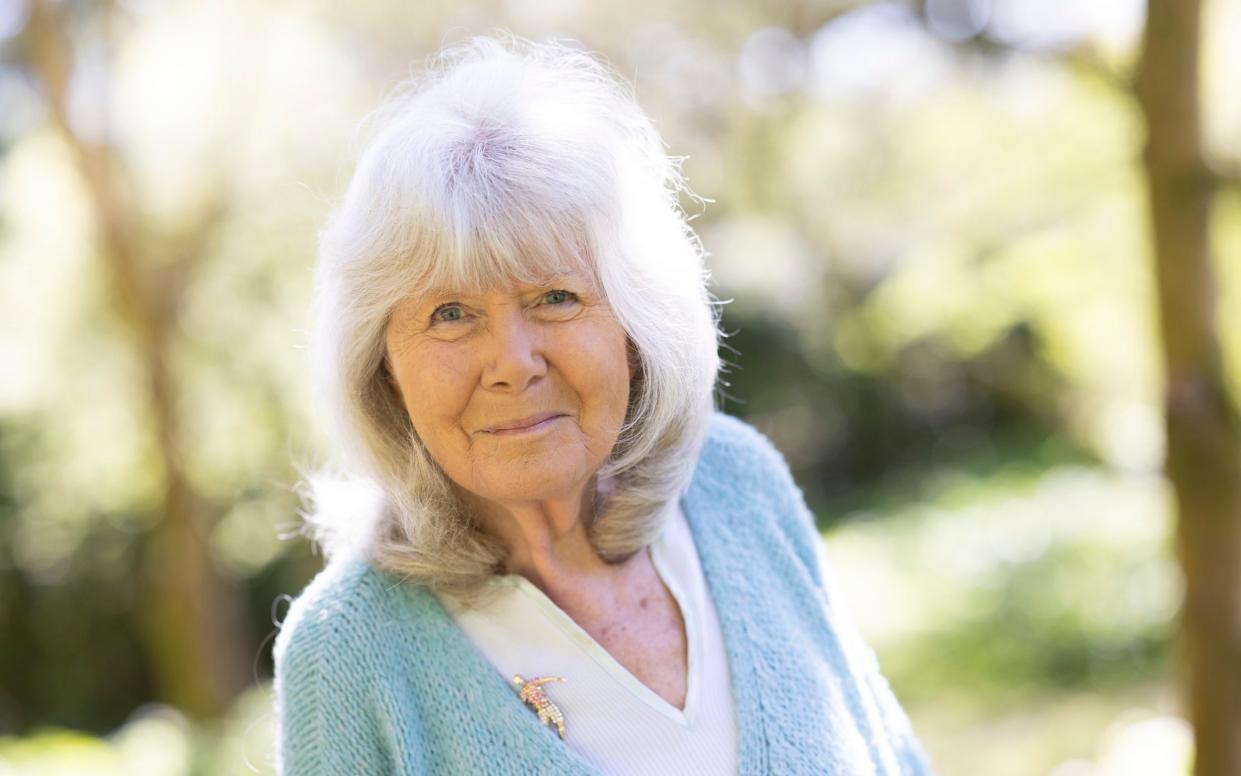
{"left": 481, "top": 310, "right": 546, "bottom": 392}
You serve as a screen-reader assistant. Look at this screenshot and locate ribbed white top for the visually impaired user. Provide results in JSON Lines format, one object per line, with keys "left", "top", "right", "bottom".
{"left": 436, "top": 502, "right": 738, "bottom": 775}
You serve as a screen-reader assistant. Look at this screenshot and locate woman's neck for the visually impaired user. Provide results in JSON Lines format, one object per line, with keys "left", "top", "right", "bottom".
{"left": 463, "top": 478, "right": 618, "bottom": 596}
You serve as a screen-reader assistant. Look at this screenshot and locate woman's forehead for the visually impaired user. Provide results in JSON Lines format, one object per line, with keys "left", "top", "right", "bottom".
{"left": 416, "top": 265, "right": 595, "bottom": 299}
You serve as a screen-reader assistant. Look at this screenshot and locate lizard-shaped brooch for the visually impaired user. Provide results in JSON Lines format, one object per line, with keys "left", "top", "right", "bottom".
{"left": 512, "top": 674, "right": 567, "bottom": 739}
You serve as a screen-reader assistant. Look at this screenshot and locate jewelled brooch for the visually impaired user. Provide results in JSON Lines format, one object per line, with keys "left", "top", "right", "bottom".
{"left": 512, "top": 674, "right": 567, "bottom": 739}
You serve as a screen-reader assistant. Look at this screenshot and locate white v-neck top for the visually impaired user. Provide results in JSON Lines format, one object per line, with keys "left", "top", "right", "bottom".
{"left": 435, "top": 501, "right": 738, "bottom": 775}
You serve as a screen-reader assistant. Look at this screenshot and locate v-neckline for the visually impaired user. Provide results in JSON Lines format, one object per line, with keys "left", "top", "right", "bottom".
{"left": 397, "top": 484, "right": 780, "bottom": 776}
{"left": 497, "top": 521, "right": 700, "bottom": 727}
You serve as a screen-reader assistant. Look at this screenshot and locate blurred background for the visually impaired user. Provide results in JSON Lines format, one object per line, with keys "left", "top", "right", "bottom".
{"left": 1, "top": 0, "right": 1239, "bottom": 774}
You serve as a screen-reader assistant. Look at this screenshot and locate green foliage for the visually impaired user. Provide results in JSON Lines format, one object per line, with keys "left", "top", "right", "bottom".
{"left": 828, "top": 456, "right": 1176, "bottom": 710}
{"left": 0, "top": 688, "right": 278, "bottom": 776}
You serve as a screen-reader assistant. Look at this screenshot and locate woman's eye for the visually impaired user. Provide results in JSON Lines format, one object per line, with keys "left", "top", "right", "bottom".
{"left": 543, "top": 290, "right": 577, "bottom": 305}
{"left": 430, "top": 304, "right": 465, "bottom": 323}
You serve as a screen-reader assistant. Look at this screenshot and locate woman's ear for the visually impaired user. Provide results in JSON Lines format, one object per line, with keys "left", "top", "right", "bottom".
{"left": 626, "top": 339, "right": 640, "bottom": 381}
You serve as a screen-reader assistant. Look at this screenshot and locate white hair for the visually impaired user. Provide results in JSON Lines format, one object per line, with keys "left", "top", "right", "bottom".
{"left": 298, "top": 33, "right": 722, "bottom": 609}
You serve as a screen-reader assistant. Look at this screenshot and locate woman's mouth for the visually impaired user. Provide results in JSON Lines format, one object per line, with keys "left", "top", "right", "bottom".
{"left": 483, "top": 413, "right": 566, "bottom": 435}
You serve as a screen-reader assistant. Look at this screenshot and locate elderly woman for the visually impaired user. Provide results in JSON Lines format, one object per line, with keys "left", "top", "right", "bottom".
{"left": 273, "top": 35, "right": 935, "bottom": 776}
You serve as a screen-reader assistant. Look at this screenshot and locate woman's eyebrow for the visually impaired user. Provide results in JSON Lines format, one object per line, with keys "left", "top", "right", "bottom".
{"left": 537, "top": 270, "right": 596, "bottom": 290}
{"left": 413, "top": 271, "right": 588, "bottom": 306}
{"left": 418, "top": 286, "right": 479, "bottom": 304}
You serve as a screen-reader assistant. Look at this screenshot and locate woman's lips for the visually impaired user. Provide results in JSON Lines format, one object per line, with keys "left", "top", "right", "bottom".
{"left": 484, "top": 413, "right": 565, "bottom": 435}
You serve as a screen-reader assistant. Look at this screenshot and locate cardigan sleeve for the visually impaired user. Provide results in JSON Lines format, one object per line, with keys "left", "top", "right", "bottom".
{"left": 733, "top": 415, "right": 938, "bottom": 775}
{"left": 810, "top": 535, "right": 938, "bottom": 775}
{"left": 272, "top": 584, "right": 392, "bottom": 775}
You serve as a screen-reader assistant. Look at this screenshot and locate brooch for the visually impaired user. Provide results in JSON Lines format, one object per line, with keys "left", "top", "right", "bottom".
{"left": 512, "top": 674, "right": 567, "bottom": 739}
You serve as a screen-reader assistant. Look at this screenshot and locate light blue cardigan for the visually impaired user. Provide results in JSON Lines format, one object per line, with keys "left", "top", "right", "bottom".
{"left": 273, "top": 412, "right": 936, "bottom": 775}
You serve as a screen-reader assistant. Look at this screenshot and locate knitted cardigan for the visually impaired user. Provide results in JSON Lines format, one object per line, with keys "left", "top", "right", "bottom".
{"left": 272, "top": 412, "right": 937, "bottom": 775}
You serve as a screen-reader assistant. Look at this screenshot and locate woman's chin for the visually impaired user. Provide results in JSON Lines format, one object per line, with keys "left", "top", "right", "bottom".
{"left": 466, "top": 466, "right": 592, "bottom": 506}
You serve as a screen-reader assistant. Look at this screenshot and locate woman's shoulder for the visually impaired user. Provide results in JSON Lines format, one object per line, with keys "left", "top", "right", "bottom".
{"left": 697, "top": 410, "right": 802, "bottom": 496}
{"left": 271, "top": 557, "right": 434, "bottom": 770}
{"left": 272, "top": 555, "right": 407, "bottom": 679}
{"left": 702, "top": 410, "right": 783, "bottom": 454}
{"left": 693, "top": 410, "right": 826, "bottom": 587}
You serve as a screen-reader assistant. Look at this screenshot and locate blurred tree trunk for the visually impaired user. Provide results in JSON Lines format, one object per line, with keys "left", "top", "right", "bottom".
{"left": 1134, "top": 2, "right": 1241, "bottom": 774}
{"left": 26, "top": 0, "right": 251, "bottom": 719}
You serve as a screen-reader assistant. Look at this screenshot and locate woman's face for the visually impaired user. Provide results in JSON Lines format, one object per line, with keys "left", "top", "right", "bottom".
{"left": 383, "top": 269, "right": 634, "bottom": 507}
